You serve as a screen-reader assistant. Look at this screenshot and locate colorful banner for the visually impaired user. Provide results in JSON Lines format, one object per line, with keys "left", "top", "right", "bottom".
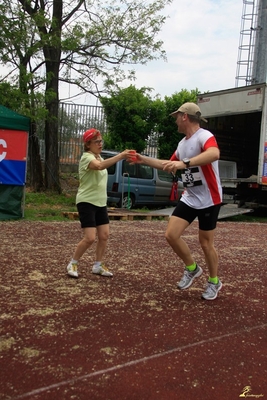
{"left": 0, "top": 130, "right": 28, "bottom": 185}
{"left": 262, "top": 142, "right": 267, "bottom": 184}
{"left": 0, "top": 130, "right": 28, "bottom": 161}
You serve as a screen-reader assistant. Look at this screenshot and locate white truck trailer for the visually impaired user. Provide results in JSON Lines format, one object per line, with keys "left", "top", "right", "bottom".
{"left": 197, "top": 83, "right": 267, "bottom": 209}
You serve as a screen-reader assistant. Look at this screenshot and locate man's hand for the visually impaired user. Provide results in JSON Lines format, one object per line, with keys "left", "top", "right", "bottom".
{"left": 162, "top": 160, "right": 184, "bottom": 174}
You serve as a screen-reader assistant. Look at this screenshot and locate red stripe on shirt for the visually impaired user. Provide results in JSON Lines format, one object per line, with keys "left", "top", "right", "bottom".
{"left": 203, "top": 136, "right": 218, "bottom": 150}
{"left": 201, "top": 137, "right": 221, "bottom": 204}
{"left": 201, "top": 164, "right": 222, "bottom": 204}
{"left": 170, "top": 151, "right": 179, "bottom": 161}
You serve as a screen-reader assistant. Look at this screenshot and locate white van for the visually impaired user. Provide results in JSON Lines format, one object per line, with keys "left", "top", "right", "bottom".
{"left": 101, "top": 150, "right": 183, "bottom": 208}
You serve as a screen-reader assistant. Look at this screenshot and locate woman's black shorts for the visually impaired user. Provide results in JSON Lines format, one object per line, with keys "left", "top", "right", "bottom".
{"left": 76, "top": 202, "right": 109, "bottom": 228}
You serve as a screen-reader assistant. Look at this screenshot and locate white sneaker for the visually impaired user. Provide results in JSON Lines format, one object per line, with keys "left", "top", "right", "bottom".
{"left": 92, "top": 264, "right": 113, "bottom": 277}
{"left": 67, "top": 262, "right": 78, "bottom": 278}
{"left": 201, "top": 280, "right": 222, "bottom": 300}
{"left": 177, "top": 264, "right": 203, "bottom": 290}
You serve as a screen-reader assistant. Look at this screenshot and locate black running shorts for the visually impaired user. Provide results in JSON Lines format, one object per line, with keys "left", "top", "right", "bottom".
{"left": 172, "top": 201, "right": 221, "bottom": 231}
{"left": 76, "top": 202, "right": 109, "bottom": 228}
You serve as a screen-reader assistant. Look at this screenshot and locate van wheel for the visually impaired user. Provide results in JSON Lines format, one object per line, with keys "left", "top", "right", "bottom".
{"left": 119, "top": 194, "right": 135, "bottom": 209}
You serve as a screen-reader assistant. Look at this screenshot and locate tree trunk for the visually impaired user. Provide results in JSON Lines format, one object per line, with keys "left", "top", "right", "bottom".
{"left": 28, "top": 122, "right": 44, "bottom": 191}
{"left": 43, "top": 0, "right": 63, "bottom": 193}
{"left": 44, "top": 94, "right": 61, "bottom": 193}
{"left": 18, "top": 61, "right": 44, "bottom": 191}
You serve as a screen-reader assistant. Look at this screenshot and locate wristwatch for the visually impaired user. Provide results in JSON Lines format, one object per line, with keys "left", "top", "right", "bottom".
{"left": 182, "top": 158, "right": 190, "bottom": 168}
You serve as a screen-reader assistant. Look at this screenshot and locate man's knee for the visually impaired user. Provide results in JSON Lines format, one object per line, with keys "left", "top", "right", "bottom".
{"left": 165, "top": 230, "right": 171, "bottom": 243}
{"left": 199, "top": 234, "right": 214, "bottom": 252}
{"left": 165, "top": 229, "right": 179, "bottom": 244}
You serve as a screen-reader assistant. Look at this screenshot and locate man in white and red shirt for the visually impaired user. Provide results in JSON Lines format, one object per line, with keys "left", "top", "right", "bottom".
{"left": 131, "top": 102, "right": 223, "bottom": 300}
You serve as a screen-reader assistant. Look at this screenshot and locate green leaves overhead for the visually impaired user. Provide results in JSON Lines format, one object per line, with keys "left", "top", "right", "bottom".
{"left": 101, "top": 86, "right": 200, "bottom": 158}
{"left": 0, "top": 0, "right": 174, "bottom": 191}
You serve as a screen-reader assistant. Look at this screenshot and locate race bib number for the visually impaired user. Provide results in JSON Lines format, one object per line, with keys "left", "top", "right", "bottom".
{"left": 181, "top": 167, "right": 203, "bottom": 187}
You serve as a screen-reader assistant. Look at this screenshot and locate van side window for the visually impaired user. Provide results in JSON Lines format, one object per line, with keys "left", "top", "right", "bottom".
{"left": 122, "top": 160, "right": 137, "bottom": 177}
{"left": 138, "top": 165, "right": 153, "bottom": 179}
{"left": 158, "top": 169, "right": 173, "bottom": 182}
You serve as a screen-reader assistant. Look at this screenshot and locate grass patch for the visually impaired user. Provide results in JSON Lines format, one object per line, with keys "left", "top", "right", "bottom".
{"left": 223, "top": 210, "right": 267, "bottom": 223}
{"left": 24, "top": 191, "right": 77, "bottom": 221}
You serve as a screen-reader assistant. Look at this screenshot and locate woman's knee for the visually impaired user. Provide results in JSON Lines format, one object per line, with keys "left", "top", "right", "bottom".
{"left": 83, "top": 236, "right": 95, "bottom": 247}
{"left": 98, "top": 232, "right": 109, "bottom": 242}
{"left": 97, "top": 225, "right": 110, "bottom": 242}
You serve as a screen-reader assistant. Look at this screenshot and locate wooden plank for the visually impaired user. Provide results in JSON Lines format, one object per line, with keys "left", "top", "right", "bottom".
{"left": 62, "top": 211, "right": 169, "bottom": 221}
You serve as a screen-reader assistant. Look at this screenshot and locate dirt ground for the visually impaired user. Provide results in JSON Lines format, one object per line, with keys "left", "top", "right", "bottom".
{"left": 0, "top": 219, "right": 267, "bottom": 400}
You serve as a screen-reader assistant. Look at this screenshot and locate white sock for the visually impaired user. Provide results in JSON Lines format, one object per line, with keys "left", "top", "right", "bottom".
{"left": 94, "top": 261, "right": 101, "bottom": 268}
{"left": 71, "top": 259, "right": 78, "bottom": 264}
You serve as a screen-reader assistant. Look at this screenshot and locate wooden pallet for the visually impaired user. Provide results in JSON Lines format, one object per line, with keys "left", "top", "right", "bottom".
{"left": 108, "top": 213, "right": 169, "bottom": 221}
{"left": 62, "top": 209, "right": 169, "bottom": 221}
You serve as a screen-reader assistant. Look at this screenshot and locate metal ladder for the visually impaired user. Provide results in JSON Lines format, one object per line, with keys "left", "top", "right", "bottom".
{"left": 235, "top": 0, "right": 260, "bottom": 86}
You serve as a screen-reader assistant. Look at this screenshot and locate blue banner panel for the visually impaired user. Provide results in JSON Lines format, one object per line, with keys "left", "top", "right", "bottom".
{"left": 0, "top": 160, "right": 26, "bottom": 185}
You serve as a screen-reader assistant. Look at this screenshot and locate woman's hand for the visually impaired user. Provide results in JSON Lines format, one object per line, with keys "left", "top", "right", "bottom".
{"left": 120, "top": 149, "right": 132, "bottom": 159}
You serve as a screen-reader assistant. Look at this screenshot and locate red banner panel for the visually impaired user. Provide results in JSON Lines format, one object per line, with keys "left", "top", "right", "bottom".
{"left": 0, "top": 129, "right": 28, "bottom": 161}
{"left": 0, "top": 129, "right": 28, "bottom": 185}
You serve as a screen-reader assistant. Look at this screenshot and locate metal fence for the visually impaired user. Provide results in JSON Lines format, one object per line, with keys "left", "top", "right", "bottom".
{"left": 58, "top": 102, "right": 107, "bottom": 164}
{"left": 39, "top": 102, "right": 158, "bottom": 163}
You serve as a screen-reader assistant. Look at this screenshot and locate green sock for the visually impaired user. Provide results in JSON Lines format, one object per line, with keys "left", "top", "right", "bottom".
{"left": 209, "top": 276, "right": 219, "bottom": 284}
{"left": 186, "top": 262, "right": 197, "bottom": 272}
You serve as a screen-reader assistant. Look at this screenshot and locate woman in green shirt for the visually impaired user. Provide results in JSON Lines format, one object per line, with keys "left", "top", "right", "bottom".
{"left": 67, "top": 128, "right": 130, "bottom": 279}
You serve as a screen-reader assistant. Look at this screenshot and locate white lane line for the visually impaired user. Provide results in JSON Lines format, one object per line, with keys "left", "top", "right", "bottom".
{"left": 12, "top": 323, "right": 266, "bottom": 399}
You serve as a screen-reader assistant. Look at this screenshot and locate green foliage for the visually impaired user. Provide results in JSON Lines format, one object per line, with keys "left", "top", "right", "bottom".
{"left": 0, "top": 1, "right": 201, "bottom": 192}
{"left": 101, "top": 86, "right": 199, "bottom": 158}
{"left": 0, "top": 82, "right": 24, "bottom": 110}
{"left": 101, "top": 85, "right": 165, "bottom": 152}
{"left": 0, "top": 81, "right": 48, "bottom": 142}
{"left": 0, "top": 0, "right": 174, "bottom": 191}
{"left": 0, "top": 0, "right": 173, "bottom": 101}
{"left": 101, "top": 86, "right": 147, "bottom": 152}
